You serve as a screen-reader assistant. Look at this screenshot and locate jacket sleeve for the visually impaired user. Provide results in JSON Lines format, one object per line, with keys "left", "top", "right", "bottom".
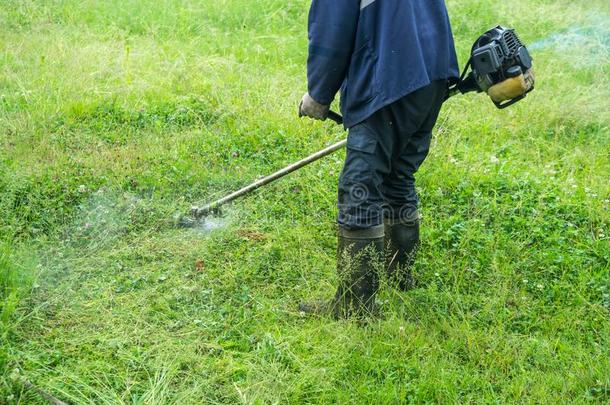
{"left": 307, "top": 0, "right": 360, "bottom": 105}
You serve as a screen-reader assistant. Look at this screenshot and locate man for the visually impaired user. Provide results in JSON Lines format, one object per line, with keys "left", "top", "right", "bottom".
{"left": 299, "top": 0, "right": 459, "bottom": 318}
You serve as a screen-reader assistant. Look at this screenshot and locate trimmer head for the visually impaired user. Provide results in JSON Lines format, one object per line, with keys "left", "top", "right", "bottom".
{"left": 191, "top": 205, "right": 222, "bottom": 219}
{"left": 173, "top": 205, "right": 223, "bottom": 229}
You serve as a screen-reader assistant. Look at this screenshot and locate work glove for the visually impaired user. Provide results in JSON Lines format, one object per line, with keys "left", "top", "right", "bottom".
{"left": 487, "top": 69, "right": 535, "bottom": 104}
{"left": 299, "top": 93, "right": 330, "bottom": 121}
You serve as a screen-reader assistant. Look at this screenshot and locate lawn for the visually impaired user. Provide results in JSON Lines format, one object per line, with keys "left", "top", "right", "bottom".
{"left": 1, "top": 0, "right": 609, "bottom": 403}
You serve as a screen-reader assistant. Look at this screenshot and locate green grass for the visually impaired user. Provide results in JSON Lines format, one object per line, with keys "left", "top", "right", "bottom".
{"left": 1, "top": 0, "right": 609, "bottom": 403}
{"left": 1, "top": 242, "right": 36, "bottom": 387}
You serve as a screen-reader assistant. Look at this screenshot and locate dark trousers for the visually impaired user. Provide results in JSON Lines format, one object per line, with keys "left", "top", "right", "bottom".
{"left": 338, "top": 80, "right": 447, "bottom": 229}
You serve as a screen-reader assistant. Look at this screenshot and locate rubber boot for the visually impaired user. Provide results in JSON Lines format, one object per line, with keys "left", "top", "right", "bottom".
{"left": 299, "top": 225, "right": 384, "bottom": 319}
{"left": 385, "top": 217, "right": 420, "bottom": 291}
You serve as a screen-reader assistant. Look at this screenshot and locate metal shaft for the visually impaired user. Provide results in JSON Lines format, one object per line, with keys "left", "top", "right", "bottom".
{"left": 192, "top": 111, "right": 344, "bottom": 218}
{"left": 192, "top": 138, "right": 346, "bottom": 218}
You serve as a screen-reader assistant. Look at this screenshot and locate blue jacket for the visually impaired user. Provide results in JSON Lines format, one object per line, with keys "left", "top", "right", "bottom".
{"left": 307, "top": 0, "right": 459, "bottom": 128}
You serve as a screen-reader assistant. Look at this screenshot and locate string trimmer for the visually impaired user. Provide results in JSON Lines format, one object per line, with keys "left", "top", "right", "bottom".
{"left": 177, "top": 111, "right": 343, "bottom": 227}
{"left": 179, "top": 26, "right": 534, "bottom": 226}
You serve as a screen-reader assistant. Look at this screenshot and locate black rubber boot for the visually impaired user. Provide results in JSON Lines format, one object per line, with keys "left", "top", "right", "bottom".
{"left": 300, "top": 225, "right": 385, "bottom": 319}
{"left": 385, "top": 217, "right": 420, "bottom": 291}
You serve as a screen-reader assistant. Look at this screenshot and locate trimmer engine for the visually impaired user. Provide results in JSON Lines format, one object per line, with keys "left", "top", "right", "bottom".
{"left": 450, "top": 26, "right": 535, "bottom": 108}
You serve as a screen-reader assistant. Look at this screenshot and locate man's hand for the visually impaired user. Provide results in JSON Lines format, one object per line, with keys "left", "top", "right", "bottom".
{"left": 299, "top": 93, "right": 330, "bottom": 121}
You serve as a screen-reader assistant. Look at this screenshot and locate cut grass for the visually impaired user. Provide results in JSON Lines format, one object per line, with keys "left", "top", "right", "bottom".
{"left": 1, "top": 0, "right": 609, "bottom": 403}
